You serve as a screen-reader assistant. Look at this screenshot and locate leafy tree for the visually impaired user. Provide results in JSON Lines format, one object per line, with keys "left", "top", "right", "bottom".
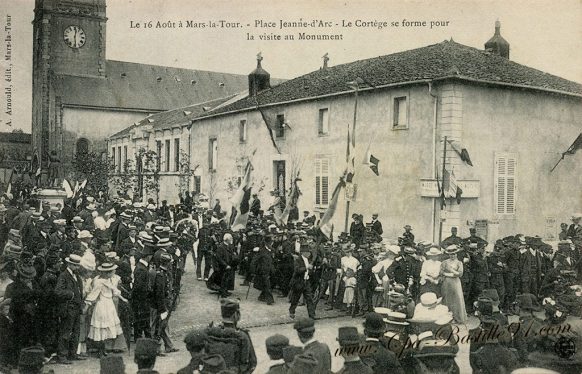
{"left": 71, "top": 151, "right": 110, "bottom": 193}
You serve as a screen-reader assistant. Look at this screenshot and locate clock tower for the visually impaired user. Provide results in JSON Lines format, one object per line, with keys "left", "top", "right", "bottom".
{"left": 31, "top": 0, "right": 107, "bottom": 172}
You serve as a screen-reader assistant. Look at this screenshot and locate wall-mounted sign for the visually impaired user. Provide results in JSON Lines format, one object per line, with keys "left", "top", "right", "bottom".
{"left": 420, "top": 179, "right": 480, "bottom": 198}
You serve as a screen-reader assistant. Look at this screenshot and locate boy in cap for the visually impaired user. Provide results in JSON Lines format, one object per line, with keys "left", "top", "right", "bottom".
{"left": 134, "top": 338, "right": 160, "bottom": 374}
{"left": 264, "top": 334, "right": 289, "bottom": 374}
{"left": 292, "top": 317, "right": 331, "bottom": 373}
{"left": 335, "top": 326, "right": 373, "bottom": 374}
{"left": 178, "top": 329, "right": 208, "bottom": 374}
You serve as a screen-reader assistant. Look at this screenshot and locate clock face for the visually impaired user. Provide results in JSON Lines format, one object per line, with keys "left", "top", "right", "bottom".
{"left": 63, "top": 25, "right": 86, "bottom": 49}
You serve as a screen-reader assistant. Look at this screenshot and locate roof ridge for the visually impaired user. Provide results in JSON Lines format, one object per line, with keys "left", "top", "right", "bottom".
{"left": 106, "top": 59, "right": 248, "bottom": 77}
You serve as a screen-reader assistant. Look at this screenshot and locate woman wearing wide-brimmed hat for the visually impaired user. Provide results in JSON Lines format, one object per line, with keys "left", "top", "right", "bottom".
{"left": 440, "top": 245, "right": 467, "bottom": 323}
{"left": 419, "top": 246, "right": 443, "bottom": 297}
{"left": 85, "top": 262, "right": 123, "bottom": 357}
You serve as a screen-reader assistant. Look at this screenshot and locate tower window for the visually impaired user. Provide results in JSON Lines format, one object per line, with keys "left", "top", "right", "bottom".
{"left": 275, "top": 114, "right": 285, "bottom": 139}
{"left": 393, "top": 96, "right": 409, "bottom": 129}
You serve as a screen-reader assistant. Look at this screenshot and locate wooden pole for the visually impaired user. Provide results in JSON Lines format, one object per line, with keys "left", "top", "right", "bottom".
{"left": 344, "top": 85, "right": 359, "bottom": 233}
{"left": 438, "top": 136, "right": 448, "bottom": 245}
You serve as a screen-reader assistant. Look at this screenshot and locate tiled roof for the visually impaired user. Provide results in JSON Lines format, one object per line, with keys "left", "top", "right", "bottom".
{"left": 52, "top": 60, "right": 252, "bottom": 111}
{"left": 198, "top": 40, "right": 582, "bottom": 119}
{"left": 108, "top": 95, "right": 236, "bottom": 139}
{"left": 0, "top": 132, "right": 32, "bottom": 144}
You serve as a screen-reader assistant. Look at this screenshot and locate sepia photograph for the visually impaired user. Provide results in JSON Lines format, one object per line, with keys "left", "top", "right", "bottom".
{"left": 0, "top": 0, "right": 581, "bottom": 373}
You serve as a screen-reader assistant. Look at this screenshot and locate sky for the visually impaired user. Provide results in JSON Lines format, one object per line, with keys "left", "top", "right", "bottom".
{"left": 1, "top": 0, "right": 581, "bottom": 133}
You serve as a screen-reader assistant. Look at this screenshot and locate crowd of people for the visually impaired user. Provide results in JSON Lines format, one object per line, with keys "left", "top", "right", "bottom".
{"left": 0, "top": 187, "right": 581, "bottom": 373}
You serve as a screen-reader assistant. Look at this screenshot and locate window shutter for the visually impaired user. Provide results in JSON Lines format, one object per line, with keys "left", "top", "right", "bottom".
{"left": 315, "top": 159, "right": 321, "bottom": 205}
{"left": 494, "top": 153, "right": 517, "bottom": 216}
{"left": 321, "top": 158, "right": 329, "bottom": 205}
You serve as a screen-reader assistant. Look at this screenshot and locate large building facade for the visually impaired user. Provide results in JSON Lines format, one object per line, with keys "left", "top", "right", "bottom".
{"left": 109, "top": 24, "right": 582, "bottom": 243}
{"left": 31, "top": 0, "right": 250, "bottom": 181}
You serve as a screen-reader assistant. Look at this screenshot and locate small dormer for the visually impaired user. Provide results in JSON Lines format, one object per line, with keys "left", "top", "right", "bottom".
{"left": 485, "top": 20, "right": 510, "bottom": 59}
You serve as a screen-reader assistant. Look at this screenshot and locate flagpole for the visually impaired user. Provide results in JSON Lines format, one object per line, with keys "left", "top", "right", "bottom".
{"left": 344, "top": 84, "right": 359, "bottom": 233}
{"left": 438, "top": 136, "right": 447, "bottom": 244}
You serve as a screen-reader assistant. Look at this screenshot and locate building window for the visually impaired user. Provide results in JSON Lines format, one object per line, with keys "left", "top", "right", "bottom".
{"left": 315, "top": 157, "right": 330, "bottom": 206}
{"left": 76, "top": 138, "right": 89, "bottom": 155}
{"left": 156, "top": 140, "right": 162, "bottom": 171}
{"left": 117, "top": 147, "right": 122, "bottom": 173}
{"left": 275, "top": 114, "right": 285, "bottom": 138}
{"left": 239, "top": 120, "right": 247, "bottom": 143}
{"left": 209, "top": 138, "right": 218, "bottom": 171}
{"left": 494, "top": 153, "right": 517, "bottom": 216}
{"left": 318, "top": 108, "right": 329, "bottom": 136}
{"left": 165, "top": 139, "right": 171, "bottom": 172}
{"left": 393, "top": 96, "right": 408, "bottom": 129}
{"left": 194, "top": 176, "right": 201, "bottom": 194}
{"left": 273, "top": 160, "right": 286, "bottom": 196}
{"left": 123, "top": 146, "right": 128, "bottom": 172}
{"left": 174, "top": 138, "right": 180, "bottom": 172}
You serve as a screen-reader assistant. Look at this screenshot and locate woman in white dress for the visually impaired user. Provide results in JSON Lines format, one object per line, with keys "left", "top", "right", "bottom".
{"left": 85, "top": 262, "right": 123, "bottom": 357}
{"left": 419, "top": 246, "right": 443, "bottom": 297}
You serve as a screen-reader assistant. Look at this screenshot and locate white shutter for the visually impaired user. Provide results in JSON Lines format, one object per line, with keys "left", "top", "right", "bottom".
{"left": 315, "top": 159, "right": 321, "bottom": 205}
{"left": 494, "top": 153, "right": 517, "bottom": 216}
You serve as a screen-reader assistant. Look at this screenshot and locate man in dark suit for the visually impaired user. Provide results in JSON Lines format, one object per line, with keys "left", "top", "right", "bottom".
{"left": 292, "top": 317, "right": 331, "bottom": 373}
{"left": 250, "top": 194, "right": 261, "bottom": 217}
{"left": 133, "top": 243, "right": 155, "bottom": 339}
{"left": 370, "top": 213, "right": 383, "bottom": 236}
{"left": 288, "top": 245, "right": 316, "bottom": 319}
{"left": 214, "top": 233, "right": 236, "bottom": 298}
{"left": 152, "top": 252, "right": 179, "bottom": 354}
{"left": 360, "top": 312, "right": 404, "bottom": 374}
{"left": 54, "top": 254, "right": 85, "bottom": 364}
{"left": 349, "top": 214, "right": 365, "bottom": 247}
{"left": 253, "top": 234, "right": 276, "bottom": 305}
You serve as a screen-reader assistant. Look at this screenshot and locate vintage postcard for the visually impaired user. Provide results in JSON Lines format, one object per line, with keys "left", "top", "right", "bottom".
{"left": 0, "top": 0, "right": 581, "bottom": 373}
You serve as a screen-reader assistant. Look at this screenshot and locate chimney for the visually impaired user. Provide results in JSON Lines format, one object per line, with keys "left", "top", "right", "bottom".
{"left": 248, "top": 52, "right": 270, "bottom": 96}
{"left": 484, "top": 20, "right": 510, "bottom": 59}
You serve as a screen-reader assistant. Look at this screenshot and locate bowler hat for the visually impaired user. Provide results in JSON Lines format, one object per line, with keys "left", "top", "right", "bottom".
{"left": 17, "top": 262, "right": 37, "bottom": 279}
{"left": 363, "top": 312, "right": 385, "bottom": 335}
{"left": 293, "top": 317, "right": 315, "bottom": 333}
{"left": 337, "top": 326, "right": 360, "bottom": 346}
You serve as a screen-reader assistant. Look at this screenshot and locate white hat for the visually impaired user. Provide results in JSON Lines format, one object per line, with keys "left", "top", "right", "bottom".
{"left": 386, "top": 245, "right": 400, "bottom": 255}
{"left": 78, "top": 230, "right": 93, "bottom": 239}
{"left": 80, "top": 254, "right": 96, "bottom": 271}
{"left": 571, "top": 213, "right": 582, "bottom": 220}
{"left": 86, "top": 203, "right": 97, "bottom": 211}
{"left": 425, "top": 247, "right": 442, "bottom": 257}
{"left": 133, "top": 202, "right": 144, "bottom": 208}
{"left": 147, "top": 204, "right": 156, "bottom": 210}
{"left": 420, "top": 292, "right": 442, "bottom": 307}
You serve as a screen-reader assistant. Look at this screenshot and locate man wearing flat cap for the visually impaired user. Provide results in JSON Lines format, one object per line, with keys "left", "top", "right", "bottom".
{"left": 178, "top": 329, "right": 208, "bottom": 374}
{"left": 265, "top": 334, "right": 290, "bottom": 374}
{"left": 205, "top": 298, "right": 257, "bottom": 373}
{"left": 293, "top": 317, "right": 331, "bottom": 373}
{"left": 134, "top": 338, "right": 160, "bottom": 374}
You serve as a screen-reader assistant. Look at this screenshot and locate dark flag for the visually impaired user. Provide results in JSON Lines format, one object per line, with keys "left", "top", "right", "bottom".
{"left": 363, "top": 149, "right": 379, "bottom": 176}
{"left": 551, "top": 132, "right": 582, "bottom": 172}
{"left": 256, "top": 106, "right": 282, "bottom": 154}
{"left": 231, "top": 161, "right": 253, "bottom": 231}
{"left": 448, "top": 140, "right": 473, "bottom": 166}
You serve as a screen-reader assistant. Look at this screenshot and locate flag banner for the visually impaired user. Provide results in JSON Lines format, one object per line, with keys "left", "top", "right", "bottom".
{"left": 62, "top": 179, "right": 74, "bottom": 198}
{"left": 436, "top": 173, "right": 446, "bottom": 208}
{"left": 566, "top": 132, "right": 582, "bottom": 155}
{"left": 73, "top": 180, "right": 80, "bottom": 196}
{"left": 448, "top": 140, "right": 473, "bottom": 166}
{"left": 231, "top": 162, "right": 253, "bottom": 231}
{"left": 443, "top": 169, "right": 463, "bottom": 204}
{"left": 318, "top": 178, "right": 345, "bottom": 239}
{"left": 4, "top": 183, "right": 13, "bottom": 200}
{"left": 362, "top": 148, "right": 380, "bottom": 176}
{"left": 256, "top": 106, "right": 282, "bottom": 154}
{"left": 345, "top": 128, "right": 355, "bottom": 182}
{"left": 79, "top": 179, "right": 87, "bottom": 190}
{"left": 275, "top": 173, "right": 301, "bottom": 226}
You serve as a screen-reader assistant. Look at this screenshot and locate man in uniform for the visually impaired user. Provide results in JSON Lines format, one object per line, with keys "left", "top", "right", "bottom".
{"left": 293, "top": 317, "right": 331, "bottom": 373}
{"left": 401, "top": 225, "right": 415, "bottom": 247}
{"left": 205, "top": 298, "right": 257, "bottom": 374}
{"left": 356, "top": 244, "right": 377, "bottom": 315}
{"left": 469, "top": 317, "right": 519, "bottom": 373}
{"left": 441, "top": 226, "right": 463, "bottom": 248}
{"left": 369, "top": 213, "right": 383, "bottom": 237}
{"left": 388, "top": 246, "right": 422, "bottom": 301}
{"left": 38, "top": 252, "right": 61, "bottom": 358}
{"left": 177, "top": 329, "right": 208, "bottom": 374}
{"left": 469, "top": 243, "right": 490, "bottom": 311}
{"left": 512, "top": 293, "right": 544, "bottom": 366}
{"left": 349, "top": 214, "right": 365, "bottom": 247}
{"left": 152, "top": 252, "right": 179, "bottom": 354}
{"left": 264, "top": 334, "right": 290, "bottom": 374}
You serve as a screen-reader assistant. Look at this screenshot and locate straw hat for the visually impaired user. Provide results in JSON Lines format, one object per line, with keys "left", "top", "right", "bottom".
{"left": 97, "top": 262, "right": 118, "bottom": 272}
